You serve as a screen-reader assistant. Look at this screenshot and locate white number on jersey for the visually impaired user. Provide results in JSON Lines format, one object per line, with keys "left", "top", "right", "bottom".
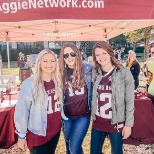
{"left": 47, "top": 95, "right": 61, "bottom": 114}
{"left": 96, "top": 93, "right": 112, "bottom": 119}
{"left": 68, "top": 87, "right": 84, "bottom": 96}
{"left": 54, "top": 95, "right": 61, "bottom": 112}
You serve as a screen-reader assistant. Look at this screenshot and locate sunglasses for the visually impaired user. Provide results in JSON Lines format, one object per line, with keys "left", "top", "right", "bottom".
{"left": 63, "top": 52, "right": 76, "bottom": 59}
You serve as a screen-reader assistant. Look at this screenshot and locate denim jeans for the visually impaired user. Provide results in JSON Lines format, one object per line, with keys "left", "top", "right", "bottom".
{"left": 62, "top": 115, "right": 90, "bottom": 154}
{"left": 90, "top": 129, "right": 123, "bottom": 154}
{"left": 29, "top": 131, "right": 60, "bottom": 154}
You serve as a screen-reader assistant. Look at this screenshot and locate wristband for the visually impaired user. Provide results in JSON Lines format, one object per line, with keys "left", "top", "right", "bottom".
{"left": 18, "top": 135, "right": 26, "bottom": 140}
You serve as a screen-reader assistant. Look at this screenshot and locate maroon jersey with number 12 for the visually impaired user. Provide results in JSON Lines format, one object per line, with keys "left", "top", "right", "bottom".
{"left": 93, "top": 69, "right": 124, "bottom": 133}
{"left": 26, "top": 80, "right": 61, "bottom": 149}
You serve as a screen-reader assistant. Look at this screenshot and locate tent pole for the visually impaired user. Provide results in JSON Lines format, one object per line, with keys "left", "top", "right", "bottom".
{"left": 6, "top": 42, "right": 10, "bottom": 75}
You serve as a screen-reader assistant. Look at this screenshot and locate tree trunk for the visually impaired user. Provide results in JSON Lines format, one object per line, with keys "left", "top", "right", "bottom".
{"left": 133, "top": 42, "right": 136, "bottom": 51}
{"left": 144, "top": 26, "right": 153, "bottom": 61}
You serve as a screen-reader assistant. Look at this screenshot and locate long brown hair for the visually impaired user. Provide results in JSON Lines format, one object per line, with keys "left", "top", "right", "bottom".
{"left": 92, "top": 41, "right": 121, "bottom": 73}
{"left": 59, "top": 42, "right": 84, "bottom": 89}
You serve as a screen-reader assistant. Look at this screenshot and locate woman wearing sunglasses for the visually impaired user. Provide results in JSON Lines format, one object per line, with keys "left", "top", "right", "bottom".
{"left": 90, "top": 41, "right": 134, "bottom": 154}
{"left": 59, "top": 42, "right": 92, "bottom": 154}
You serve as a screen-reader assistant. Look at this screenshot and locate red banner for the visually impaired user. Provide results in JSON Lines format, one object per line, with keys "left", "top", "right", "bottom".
{"left": 0, "top": 0, "right": 154, "bottom": 22}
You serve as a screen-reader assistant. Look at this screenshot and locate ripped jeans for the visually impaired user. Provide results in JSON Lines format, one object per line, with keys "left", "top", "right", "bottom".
{"left": 62, "top": 115, "right": 90, "bottom": 154}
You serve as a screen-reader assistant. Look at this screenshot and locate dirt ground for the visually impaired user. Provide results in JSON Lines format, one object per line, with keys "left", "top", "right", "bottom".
{"left": 0, "top": 126, "right": 153, "bottom": 154}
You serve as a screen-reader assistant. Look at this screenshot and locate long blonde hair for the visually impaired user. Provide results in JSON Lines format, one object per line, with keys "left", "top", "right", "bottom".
{"left": 59, "top": 42, "right": 84, "bottom": 89}
{"left": 33, "top": 49, "right": 62, "bottom": 104}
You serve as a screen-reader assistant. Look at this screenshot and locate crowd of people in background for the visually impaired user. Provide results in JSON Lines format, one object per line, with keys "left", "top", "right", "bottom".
{"left": 10, "top": 41, "right": 154, "bottom": 154}
{"left": 114, "top": 47, "right": 125, "bottom": 63}
{"left": 17, "top": 52, "right": 34, "bottom": 69}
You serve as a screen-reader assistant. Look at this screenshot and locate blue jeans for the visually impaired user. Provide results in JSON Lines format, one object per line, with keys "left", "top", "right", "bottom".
{"left": 90, "top": 129, "right": 123, "bottom": 154}
{"left": 62, "top": 115, "right": 90, "bottom": 154}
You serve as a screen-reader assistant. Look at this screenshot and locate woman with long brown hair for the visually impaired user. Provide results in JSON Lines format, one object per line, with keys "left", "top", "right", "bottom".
{"left": 90, "top": 41, "right": 134, "bottom": 154}
{"left": 59, "top": 42, "right": 92, "bottom": 154}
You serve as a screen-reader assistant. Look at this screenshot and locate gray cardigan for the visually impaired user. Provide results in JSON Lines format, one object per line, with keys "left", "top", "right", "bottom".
{"left": 91, "top": 66, "right": 134, "bottom": 127}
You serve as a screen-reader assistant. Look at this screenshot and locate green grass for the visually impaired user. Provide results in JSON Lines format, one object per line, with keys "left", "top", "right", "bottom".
{"left": 2, "top": 62, "right": 144, "bottom": 76}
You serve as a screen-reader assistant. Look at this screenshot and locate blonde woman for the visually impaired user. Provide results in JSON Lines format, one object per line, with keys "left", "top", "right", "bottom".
{"left": 14, "top": 49, "right": 62, "bottom": 154}
{"left": 126, "top": 50, "right": 140, "bottom": 90}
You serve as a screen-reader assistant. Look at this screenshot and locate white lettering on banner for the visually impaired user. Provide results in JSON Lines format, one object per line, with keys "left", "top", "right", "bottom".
{"left": 68, "top": 87, "right": 84, "bottom": 96}
{"left": 60, "top": 0, "right": 66, "bottom": 7}
{"left": 0, "top": 0, "right": 104, "bottom": 14}
{"left": 44, "top": 0, "right": 49, "bottom": 7}
{"left": 38, "top": 0, "right": 44, "bottom": 8}
{"left": 10, "top": 2, "right": 17, "bottom": 13}
{"left": 22, "top": 1, "right": 28, "bottom": 9}
{"left": 47, "top": 95, "right": 60, "bottom": 114}
{"left": 67, "top": 0, "right": 71, "bottom": 7}
{"left": 96, "top": 93, "right": 112, "bottom": 119}
{"left": 72, "top": 0, "right": 78, "bottom": 8}
{"left": 37, "top": 32, "right": 79, "bottom": 38}
{"left": 29, "top": 0, "right": 36, "bottom": 9}
{"left": 48, "top": 0, "right": 59, "bottom": 7}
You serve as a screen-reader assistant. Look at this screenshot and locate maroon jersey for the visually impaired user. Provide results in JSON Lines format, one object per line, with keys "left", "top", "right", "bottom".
{"left": 26, "top": 80, "right": 61, "bottom": 149}
{"left": 93, "top": 68, "right": 124, "bottom": 133}
{"left": 64, "top": 68, "right": 90, "bottom": 117}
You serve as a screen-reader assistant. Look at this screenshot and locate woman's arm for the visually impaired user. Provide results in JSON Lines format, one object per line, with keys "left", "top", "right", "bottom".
{"left": 123, "top": 67, "right": 135, "bottom": 127}
{"left": 122, "top": 67, "right": 135, "bottom": 139}
{"left": 14, "top": 81, "right": 32, "bottom": 138}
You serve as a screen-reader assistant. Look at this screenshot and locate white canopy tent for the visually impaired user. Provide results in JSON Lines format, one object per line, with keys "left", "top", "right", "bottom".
{"left": 1, "top": 20, "right": 154, "bottom": 42}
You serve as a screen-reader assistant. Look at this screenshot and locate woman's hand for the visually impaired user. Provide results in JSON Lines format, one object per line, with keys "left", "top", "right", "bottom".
{"left": 122, "top": 126, "right": 132, "bottom": 139}
{"left": 17, "top": 138, "right": 27, "bottom": 150}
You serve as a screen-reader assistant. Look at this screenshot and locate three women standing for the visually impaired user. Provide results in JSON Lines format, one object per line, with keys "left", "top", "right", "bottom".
{"left": 15, "top": 42, "right": 135, "bottom": 154}
{"left": 59, "top": 42, "right": 92, "bottom": 154}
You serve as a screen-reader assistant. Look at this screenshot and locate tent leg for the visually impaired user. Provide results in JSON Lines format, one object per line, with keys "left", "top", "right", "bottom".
{"left": 6, "top": 42, "right": 10, "bottom": 75}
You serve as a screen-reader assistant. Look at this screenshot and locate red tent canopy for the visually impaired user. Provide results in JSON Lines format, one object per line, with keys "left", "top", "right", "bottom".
{"left": 0, "top": 0, "right": 154, "bottom": 22}
{"left": 0, "top": 0, "right": 154, "bottom": 42}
